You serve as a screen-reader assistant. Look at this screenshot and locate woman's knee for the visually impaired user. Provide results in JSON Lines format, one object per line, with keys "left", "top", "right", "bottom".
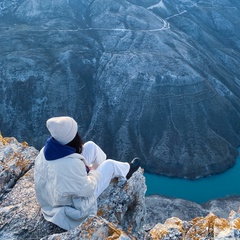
{"left": 98, "top": 160, "right": 115, "bottom": 173}
{"left": 82, "top": 141, "right": 97, "bottom": 157}
{"left": 82, "top": 141, "right": 106, "bottom": 168}
{"left": 83, "top": 141, "right": 96, "bottom": 150}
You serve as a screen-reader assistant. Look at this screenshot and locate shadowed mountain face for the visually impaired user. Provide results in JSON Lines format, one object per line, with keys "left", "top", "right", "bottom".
{"left": 0, "top": 0, "right": 240, "bottom": 178}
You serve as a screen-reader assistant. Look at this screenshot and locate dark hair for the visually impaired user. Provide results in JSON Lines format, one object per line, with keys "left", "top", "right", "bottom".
{"left": 66, "top": 132, "right": 83, "bottom": 154}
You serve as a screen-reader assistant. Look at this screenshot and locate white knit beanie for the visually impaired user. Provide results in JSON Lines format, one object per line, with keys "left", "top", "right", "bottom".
{"left": 46, "top": 116, "right": 78, "bottom": 145}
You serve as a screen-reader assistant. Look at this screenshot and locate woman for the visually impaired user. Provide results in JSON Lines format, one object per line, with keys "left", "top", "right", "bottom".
{"left": 34, "top": 116, "right": 140, "bottom": 230}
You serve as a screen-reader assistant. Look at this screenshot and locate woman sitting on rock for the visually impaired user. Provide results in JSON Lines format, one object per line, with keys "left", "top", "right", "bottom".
{"left": 34, "top": 116, "right": 140, "bottom": 230}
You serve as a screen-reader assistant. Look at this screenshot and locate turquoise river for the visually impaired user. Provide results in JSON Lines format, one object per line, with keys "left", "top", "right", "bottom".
{"left": 144, "top": 152, "right": 240, "bottom": 203}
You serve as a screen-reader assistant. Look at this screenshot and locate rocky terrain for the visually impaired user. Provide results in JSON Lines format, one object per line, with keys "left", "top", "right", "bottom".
{"left": 1, "top": 135, "right": 240, "bottom": 239}
{"left": 0, "top": 0, "right": 240, "bottom": 179}
{"left": 0, "top": 134, "right": 146, "bottom": 239}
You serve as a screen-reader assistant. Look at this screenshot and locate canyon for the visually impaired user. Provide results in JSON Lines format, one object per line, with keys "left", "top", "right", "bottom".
{"left": 0, "top": 0, "right": 240, "bottom": 179}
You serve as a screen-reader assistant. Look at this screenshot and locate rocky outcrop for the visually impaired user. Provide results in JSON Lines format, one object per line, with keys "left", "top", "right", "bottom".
{"left": 0, "top": 135, "right": 146, "bottom": 239}
{"left": 1, "top": 135, "right": 240, "bottom": 239}
{"left": 0, "top": 134, "right": 39, "bottom": 200}
{"left": 0, "top": 0, "right": 240, "bottom": 179}
{"left": 42, "top": 216, "right": 132, "bottom": 240}
{"left": 145, "top": 195, "right": 240, "bottom": 229}
{"left": 145, "top": 195, "right": 240, "bottom": 239}
{"left": 38, "top": 211, "right": 240, "bottom": 240}
{"left": 145, "top": 211, "right": 240, "bottom": 240}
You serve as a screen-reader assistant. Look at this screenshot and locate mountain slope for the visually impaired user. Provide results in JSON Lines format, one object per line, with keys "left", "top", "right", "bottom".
{"left": 0, "top": 0, "right": 240, "bottom": 178}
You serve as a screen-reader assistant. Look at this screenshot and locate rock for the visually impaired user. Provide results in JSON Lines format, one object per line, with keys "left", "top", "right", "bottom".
{"left": 97, "top": 170, "right": 146, "bottom": 236}
{"left": 0, "top": 0, "right": 240, "bottom": 179}
{"left": 145, "top": 195, "right": 209, "bottom": 228}
{"left": 0, "top": 136, "right": 63, "bottom": 239}
{"left": 145, "top": 195, "right": 240, "bottom": 228}
{"left": 215, "top": 210, "right": 240, "bottom": 239}
{"left": 41, "top": 208, "right": 240, "bottom": 239}
{"left": 202, "top": 196, "right": 240, "bottom": 219}
{"left": 0, "top": 135, "right": 146, "bottom": 239}
{"left": 1, "top": 135, "right": 240, "bottom": 239}
{"left": 0, "top": 134, "right": 39, "bottom": 200}
{"left": 146, "top": 211, "right": 240, "bottom": 240}
{"left": 0, "top": 167, "right": 66, "bottom": 240}
{"left": 148, "top": 217, "right": 185, "bottom": 240}
{"left": 42, "top": 216, "right": 132, "bottom": 240}
{"left": 185, "top": 212, "right": 217, "bottom": 239}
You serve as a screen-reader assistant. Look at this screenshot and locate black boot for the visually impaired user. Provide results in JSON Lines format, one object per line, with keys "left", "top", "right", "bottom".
{"left": 126, "top": 157, "right": 141, "bottom": 180}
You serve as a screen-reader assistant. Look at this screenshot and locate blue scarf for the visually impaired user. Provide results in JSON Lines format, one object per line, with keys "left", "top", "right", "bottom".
{"left": 44, "top": 137, "right": 76, "bottom": 160}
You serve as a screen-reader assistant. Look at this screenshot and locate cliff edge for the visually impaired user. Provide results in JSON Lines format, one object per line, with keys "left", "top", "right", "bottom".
{"left": 0, "top": 134, "right": 240, "bottom": 239}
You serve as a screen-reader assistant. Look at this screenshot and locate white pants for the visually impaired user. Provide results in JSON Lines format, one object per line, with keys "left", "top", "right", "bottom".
{"left": 82, "top": 141, "right": 130, "bottom": 198}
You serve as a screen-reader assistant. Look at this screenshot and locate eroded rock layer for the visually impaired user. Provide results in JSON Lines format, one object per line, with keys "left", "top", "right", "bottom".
{"left": 0, "top": 0, "right": 240, "bottom": 178}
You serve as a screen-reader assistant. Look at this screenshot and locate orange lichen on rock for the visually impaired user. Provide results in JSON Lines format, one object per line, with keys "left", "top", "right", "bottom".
{"left": 0, "top": 133, "right": 8, "bottom": 145}
{"left": 185, "top": 212, "right": 217, "bottom": 239}
{"left": 21, "top": 141, "right": 29, "bottom": 148}
{"left": 190, "top": 216, "right": 204, "bottom": 225}
{"left": 149, "top": 217, "right": 185, "bottom": 239}
{"left": 15, "top": 159, "right": 30, "bottom": 172}
{"left": 97, "top": 205, "right": 111, "bottom": 217}
{"left": 108, "top": 222, "right": 129, "bottom": 239}
{"left": 213, "top": 217, "right": 230, "bottom": 237}
{"left": 80, "top": 218, "right": 95, "bottom": 238}
{"left": 164, "top": 217, "right": 183, "bottom": 231}
{"left": 149, "top": 223, "right": 169, "bottom": 240}
{"left": 214, "top": 217, "right": 230, "bottom": 231}
{"left": 232, "top": 218, "right": 240, "bottom": 229}
{"left": 2, "top": 137, "right": 14, "bottom": 144}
